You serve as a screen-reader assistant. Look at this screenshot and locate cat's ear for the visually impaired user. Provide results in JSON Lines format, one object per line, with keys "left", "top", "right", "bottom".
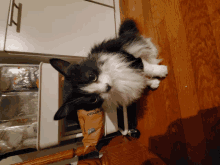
{"left": 53, "top": 97, "right": 84, "bottom": 120}
{"left": 49, "top": 58, "right": 70, "bottom": 77}
{"left": 54, "top": 95, "right": 103, "bottom": 120}
{"left": 53, "top": 102, "right": 71, "bottom": 120}
{"left": 54, "top": 97, "right": 88, "bottom": 120}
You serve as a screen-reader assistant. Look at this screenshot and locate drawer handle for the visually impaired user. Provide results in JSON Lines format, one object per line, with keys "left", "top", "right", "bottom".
{"left": 8, "top": 0, "right": 22, "bottom": 33}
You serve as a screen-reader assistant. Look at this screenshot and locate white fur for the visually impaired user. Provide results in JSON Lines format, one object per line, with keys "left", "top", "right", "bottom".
{"left": 142, "top": 59, "right": 168, "bottom": 78}
{"left": 81, "top": 54, "right": 147, "bottom": 107}
{"left": 123, "top": 37, "right": 168, "bottom": 78}
{"left": 146, "top": 78, "right": 160, "bottom": 89}
{"left": 123, "top": 37, "right": 162, "bottom": 64}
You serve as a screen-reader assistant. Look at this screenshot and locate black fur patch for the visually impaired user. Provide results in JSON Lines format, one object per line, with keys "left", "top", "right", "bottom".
{"left": 119, "top": 19, "right": 139, "bottom": 36}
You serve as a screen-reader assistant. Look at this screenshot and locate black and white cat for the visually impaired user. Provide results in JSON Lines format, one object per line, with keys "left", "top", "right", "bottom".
{"left": 50, "top": 19, "right": 168, "bottom": 120}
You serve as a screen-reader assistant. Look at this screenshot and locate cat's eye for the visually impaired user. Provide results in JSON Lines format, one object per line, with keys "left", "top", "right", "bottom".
{"left": 89, "top": 74, "right": 97, "bottom": 82}
{"left": 90, "top": 97, "right": 97, "bottom": 103}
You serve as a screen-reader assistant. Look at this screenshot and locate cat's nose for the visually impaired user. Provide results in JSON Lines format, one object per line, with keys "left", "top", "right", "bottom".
{"left": 106, "top": 84, "right": 111, "bottom": 92}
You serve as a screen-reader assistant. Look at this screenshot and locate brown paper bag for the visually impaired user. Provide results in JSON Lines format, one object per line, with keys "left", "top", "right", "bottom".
{"left": 76, "top": 108, "right": 104, "bottom": 156}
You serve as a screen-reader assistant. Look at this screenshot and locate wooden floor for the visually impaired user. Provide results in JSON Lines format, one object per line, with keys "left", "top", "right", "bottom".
{"left": 102, "top": 0, "right": 220, "bottom": 164}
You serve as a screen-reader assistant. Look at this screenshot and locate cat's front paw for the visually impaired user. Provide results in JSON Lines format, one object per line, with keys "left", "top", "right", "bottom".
{"left": 157, "top": 65, "right": 168, "bottom": 78}
{"left": 149, "top": 79, "right": 160, "bottom": 89}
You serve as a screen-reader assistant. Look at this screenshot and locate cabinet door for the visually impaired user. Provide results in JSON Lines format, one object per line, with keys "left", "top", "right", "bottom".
{"left": 0, "top": 0, "right": 11, "bottom": 51}
{"left": 90, "top": 0, "right": 114, "bottom": 7}
{"left": 5, "top": 0, "right": 115, "bottom": 57}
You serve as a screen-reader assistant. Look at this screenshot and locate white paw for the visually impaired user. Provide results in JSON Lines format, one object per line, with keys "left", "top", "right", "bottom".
{"left": 157, "top": 65, "right": 168, "bottom": 78}
{"left": 150, "top": 79, "right": 160, "bottom": 89}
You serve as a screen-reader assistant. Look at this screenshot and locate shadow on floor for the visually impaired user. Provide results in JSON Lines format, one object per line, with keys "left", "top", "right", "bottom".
{"left": 145, "top": 106, "right": 220, "bottom": 165}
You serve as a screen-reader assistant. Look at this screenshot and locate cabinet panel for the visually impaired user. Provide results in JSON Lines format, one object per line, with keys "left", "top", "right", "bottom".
{"left": 89, "top": 0, "right": 114, "bottom": 7}
{"left": 5, "top": 0, "right": 115, "bottom": 57}
{"left": 0, "top": 0, "right": 11, "bottom": 51}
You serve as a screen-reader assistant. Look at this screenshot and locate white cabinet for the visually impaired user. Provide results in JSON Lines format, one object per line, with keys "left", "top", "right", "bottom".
{"left": 0, "top": 0, "right": 11, "bottom": 51}
{"left": 5, "top": 0, "right": 116, "bottom": 57}
{"left": 90, "top": 0, "right": 114, "bottom": 7}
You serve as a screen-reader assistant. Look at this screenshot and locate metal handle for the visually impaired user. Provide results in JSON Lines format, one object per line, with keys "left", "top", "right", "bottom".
{"left": 8, "top": 0, "right": 22, "bottom": 33}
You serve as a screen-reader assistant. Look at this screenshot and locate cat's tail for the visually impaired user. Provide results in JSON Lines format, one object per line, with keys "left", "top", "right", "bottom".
{"left": 119, "top": 19, "right": 139, "bottom": 36}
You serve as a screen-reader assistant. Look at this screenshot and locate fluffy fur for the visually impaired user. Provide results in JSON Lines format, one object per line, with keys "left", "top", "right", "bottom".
{"left": 50, "top": 19, "right": 168, "bottom": 120}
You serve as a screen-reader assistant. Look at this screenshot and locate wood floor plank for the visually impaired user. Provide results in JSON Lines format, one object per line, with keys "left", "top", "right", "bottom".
{"left": 158, "top": 0, "right": 206, "bottom": 163}
{"left": 142, "top": 19, "right": 184, "bottom": 163}
{"left": 135, "top": 0, "right": 180, "bottom": 148}
{"left": 163, "top": 0, "right": 200, "bottom": 118}
{"left": 165, "top": 0, "right": 219, "bottom": 162}
{"left": 119, "top": 0, "right": 128, "bottom": 23}
{"left": 205, "top": 0, "right": 220, "bottom": 58}
{"left": 205, "top": 0, "right": 220, "bottom": 15}
{"left": 179, "top": 0, "right": 220, "bottom": 110}
{"left": 150, "top": 0, "right": 166, "bottom": 27}
{"left": 155, "top": 20, "right": 181, "bottom": 125}
{"left": 209, "top": 11, "right": 220, "bottom": 59}
{"left": 140, "top": 0, "right": 160, "bottom": 46}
